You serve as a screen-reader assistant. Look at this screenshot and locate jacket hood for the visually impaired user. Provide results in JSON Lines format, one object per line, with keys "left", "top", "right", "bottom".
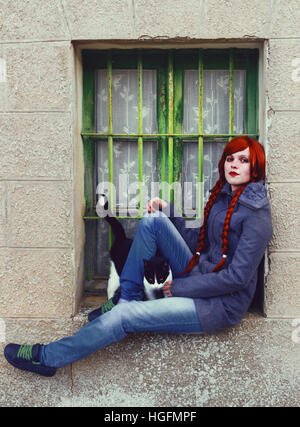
{"left": 220, "top": 181, "right": 269, "bottom": 210}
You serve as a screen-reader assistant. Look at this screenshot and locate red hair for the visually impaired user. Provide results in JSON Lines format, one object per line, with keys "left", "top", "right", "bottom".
{"left": 182, "top": 136, "right": 266, "bottom": 274}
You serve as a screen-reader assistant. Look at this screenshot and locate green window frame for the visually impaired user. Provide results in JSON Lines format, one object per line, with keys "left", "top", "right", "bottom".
{"left": 81, "top": 48, "right": 259, "bottom": 289}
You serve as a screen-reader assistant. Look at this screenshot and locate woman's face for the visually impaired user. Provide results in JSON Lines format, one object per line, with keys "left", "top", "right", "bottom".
{"left": 224, "top": 147, "right": 251, "bottom": 192}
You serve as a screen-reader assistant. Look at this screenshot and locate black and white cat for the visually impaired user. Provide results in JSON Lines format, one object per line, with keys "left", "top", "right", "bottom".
{"left": 96, "top": 194, "right": 172, "bottom": 301}
{"left": 143, "top": 256, "right": 172, "bottom": 300}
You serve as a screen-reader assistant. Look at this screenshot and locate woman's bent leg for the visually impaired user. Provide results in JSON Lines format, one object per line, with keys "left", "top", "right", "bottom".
{"left": 40, "top": 298, "right": 203, "bottom": 369}
{"left": 120, "top": 212, "right": 193, "bottom": 301}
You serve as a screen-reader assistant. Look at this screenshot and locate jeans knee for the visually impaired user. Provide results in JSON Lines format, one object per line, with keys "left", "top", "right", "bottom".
{"left": 140, "top": 212, "right": 168, "bottom": 229}
{"left": 138, "top": 214, "right": 155, "bottom": 232}
{"left": 101, "top": 304, "right": 127, "bottom": 341}
{"left": 113, "top": 301, "right": 141, "bottom": 332}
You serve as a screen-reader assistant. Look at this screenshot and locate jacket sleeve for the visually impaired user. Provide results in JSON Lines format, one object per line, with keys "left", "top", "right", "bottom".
{"left": 171, "top": 206, "right": 273, "bottom": 298}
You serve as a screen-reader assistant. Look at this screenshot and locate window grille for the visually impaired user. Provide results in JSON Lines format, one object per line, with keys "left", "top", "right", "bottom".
{"left": 81, "top": 49, "right": 259, "bottom": 287}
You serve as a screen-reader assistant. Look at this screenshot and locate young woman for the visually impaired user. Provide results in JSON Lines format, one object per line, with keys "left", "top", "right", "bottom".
{"left": 4, "top": 136, "right": 273, "bottom": 377}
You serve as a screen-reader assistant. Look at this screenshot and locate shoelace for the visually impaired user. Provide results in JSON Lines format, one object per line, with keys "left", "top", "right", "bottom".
{"left": 101, "top": 298, "right": 115, "bottom": 314}
{"left": 17, "top": 345, "right": 34, "bottom": 361}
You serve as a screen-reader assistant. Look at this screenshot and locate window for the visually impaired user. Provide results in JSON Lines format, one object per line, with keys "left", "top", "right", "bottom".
{"left": 81, "top": 49, "right": 259, "bottom": 294}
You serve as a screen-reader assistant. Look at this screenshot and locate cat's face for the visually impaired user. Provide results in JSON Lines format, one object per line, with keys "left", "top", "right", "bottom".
{"left": 143, "top": 257, "right": 170, "bottom": 289}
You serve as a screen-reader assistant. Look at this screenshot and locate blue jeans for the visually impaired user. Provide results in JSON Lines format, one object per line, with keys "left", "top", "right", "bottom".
{"left": 120, "top": 212, "right": 195, "bottom": 300}
{"left": 40, "top": 213, "right": 203, "bottom": 368}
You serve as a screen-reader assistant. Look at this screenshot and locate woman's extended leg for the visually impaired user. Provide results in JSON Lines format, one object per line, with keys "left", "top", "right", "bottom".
{"left": 40, "top": 297, "right": 203, "bottom": 369}
{"left": 119, "top": 212, "right": 194, "bottom": 301}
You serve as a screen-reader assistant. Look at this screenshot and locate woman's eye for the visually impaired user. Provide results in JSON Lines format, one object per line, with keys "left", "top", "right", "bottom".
{"left": 241, "top": 158, "right": 249, "bottom": 163}
{"left": 226, "top": 157, "right": 233, "bottom": 162}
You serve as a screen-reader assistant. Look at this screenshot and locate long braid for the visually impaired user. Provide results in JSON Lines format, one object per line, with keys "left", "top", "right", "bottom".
{"left": 180, "top": 177, "right": 225, "bottom": 274}
{"left": 212, "top": 180, "right": 253, "bottom": 273}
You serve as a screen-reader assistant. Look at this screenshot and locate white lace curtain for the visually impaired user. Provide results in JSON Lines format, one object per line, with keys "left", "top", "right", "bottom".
{"left": 94, "top": 68, "right": 246, "bottom": 275}
{"left": 95, "top": 70, "right": 158, "bottom": 212}
{"left": 182, "top": 70, "right": 246, "bottom": 206}
{"left": 95, "top": 68, "right": 246, "bottom": 210}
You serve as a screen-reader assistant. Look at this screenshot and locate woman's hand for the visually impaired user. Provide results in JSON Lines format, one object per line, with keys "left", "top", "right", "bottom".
{"left": 147, "top": 197, "right": 168, "bottom": 213}
{"left": 162, "top": 280, "right": 172, "bottom": 297}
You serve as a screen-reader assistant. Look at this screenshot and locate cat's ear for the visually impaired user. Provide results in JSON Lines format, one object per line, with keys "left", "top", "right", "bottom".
{"left": 163, "top": 258, "right": 169, "bottom": 266}
{"left": 143, "top": 259, "right": 148, "bottom": 266}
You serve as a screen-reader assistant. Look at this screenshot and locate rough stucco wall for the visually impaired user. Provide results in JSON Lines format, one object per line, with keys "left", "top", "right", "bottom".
{"left": 0, "top": 0, "right": 299, "bottom": 408}
{"left": 0, "top": 35, "right": 75, "bottom": 315}
{"left": 0, "top": 0, "right": 299, "bottom": 317}
{"left": 0, "top": 0, "right": 298, "bottom": 319}
{"left": 265, "top": 37, "right": 300, "bottom": 316}
{"left": 0, "top": 0, "right": 69, "bottom": 42}
{"left": 60, "top": 0, "right": 300, "bottom": 40}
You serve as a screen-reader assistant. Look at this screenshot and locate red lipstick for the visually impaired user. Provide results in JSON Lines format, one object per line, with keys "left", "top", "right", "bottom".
{"left": 229, "top": 171, "right": 239, "bottom": 177}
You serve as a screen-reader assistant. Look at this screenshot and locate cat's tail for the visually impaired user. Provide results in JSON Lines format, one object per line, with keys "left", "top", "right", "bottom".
{"left": 96, "top": 194, "right": 126, "bottom": 241}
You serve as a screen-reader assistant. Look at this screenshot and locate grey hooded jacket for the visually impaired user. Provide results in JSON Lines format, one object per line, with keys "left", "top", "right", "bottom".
{"left": 168, "top": 181, "right": 273, "bottom": 334}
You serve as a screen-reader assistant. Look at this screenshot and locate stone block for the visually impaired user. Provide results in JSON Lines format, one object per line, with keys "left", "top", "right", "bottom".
{"left": 3, "top": 43, "right": 71, "bottom": 111}
{"left": 0, "top": 113, "right": 72, "bottom": 180}
{"left": 0, "top": 46, "right": 6, "bottom": 109}
{"left": 269, "top": 183, "right": 300, "bottom": 251}
{"left": 135, "top": 0, "right": 204, "bottom": 38}
{"left": 134, "top": 0, "right": 299, "bottom": 40}
{"left": 266, "top": 253, "right": 300, "bottom": 318}
{"left": 62, "top": 0, "right": 300, "bottom": 40}
{"left": 267, "top": 39, "right": 300, "bottom": 111}
{"left": 267, "top": 111, "right": 300, "bottom": 182}
{"left": 0, "top": 0, "right": 69, "bottom": 42}
{"left": 0, "top": 183, "right": 6, "bottom": 247}
{"left": 62, "top": 0, "right": 135, "bottom": 39}
{"left": 7, "top": 181, "right": 73, "bottom": 248}
{"left": 0, "top": 249, "right": 74, "bottom": 318}
{"left": 203, "top": 0, "right": 300, "bottom": 39}
{"left": 268, "top": 0, "right": 300, "bottom": 38}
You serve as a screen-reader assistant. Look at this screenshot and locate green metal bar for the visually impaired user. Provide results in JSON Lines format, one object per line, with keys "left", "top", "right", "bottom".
{"left": 246, "top": 54, "right": 259, "bottom": 136}
{"left": 107, "top": 54, "right": 114, "bottom": 248}
{"left": 198, "top": 50, "right": 204, "bottom": 219}
{"left": 82, "top": 67, "right": 96, "bottom": 281}
{"left": 229, "top": 52, "right": 234, "bottom": 140}
{"left": 107, "top": 53, "right": 114, "bottom": 208}
{"left": 173, "top": 59, "right": 184, "bottom": 213}
{"left": 82, "top": 71, "right": 96, "bottom": 213}
{"left": 168, "top": 52, "right": 174, "bottom": 204}
{"left": 81, "top": 132, "right": 258, "bottom": 138}
{"left": 157, "top": 63, "right": 168, "bottom": 198}
{"left": 138, "top": 53, "right": 143, "bottom": 217}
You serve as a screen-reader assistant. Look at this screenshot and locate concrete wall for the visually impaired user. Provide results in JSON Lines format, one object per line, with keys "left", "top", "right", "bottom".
{"left": 0, "top": 0, "right": 299, "bottom": 406}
